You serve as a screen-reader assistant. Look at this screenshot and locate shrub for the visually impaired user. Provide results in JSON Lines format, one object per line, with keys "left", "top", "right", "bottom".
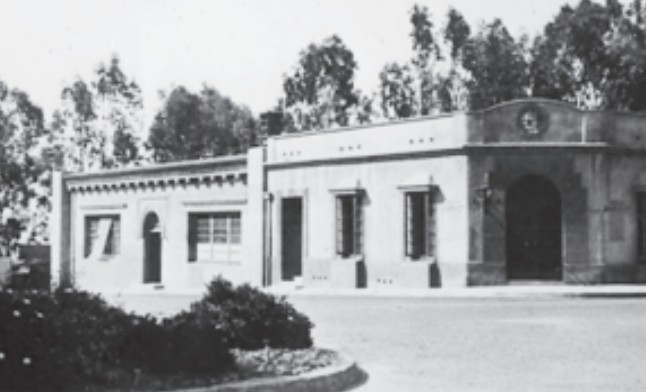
{"left": 0, "top": 278, "right": 312, "bottom": 391}
{"left": 121, "top": 311, "right": 232, "bottom": 375}
{"left": 190, "top": 277, "right": 313, "bottom": 350}
{"left": 0, "top": 288, "right": 135, "bottom": 391}
{"left": 0, "top": 289, "right": 56, "bottom": 392}
{"left": 49, "top": 288, "right": 134, "bottom": 386}
{"left": 0, "top": 287, "right": 234, "bottom": 392}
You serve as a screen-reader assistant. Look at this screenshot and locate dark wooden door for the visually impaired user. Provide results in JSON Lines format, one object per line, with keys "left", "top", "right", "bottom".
{"left": 143, "top": 213, "right": 162, "bottom": 283}
{"left": 506, "top": 175, "right": 562, "bottom": 280}
{"left": 281, "top": 198, "right": 303, "bottom": 281}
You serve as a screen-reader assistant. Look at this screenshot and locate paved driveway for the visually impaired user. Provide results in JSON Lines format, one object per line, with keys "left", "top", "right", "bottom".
{"left": 287, "top": 296, "right": 646, "bottom": 392}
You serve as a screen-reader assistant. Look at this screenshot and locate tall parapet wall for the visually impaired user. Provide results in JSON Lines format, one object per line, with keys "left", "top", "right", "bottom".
{"left": 266, "top": 114, "right": 469, "bottom": 166}
{"left": 268, "top": 99, "right": 646, "bottom": 166}
{"left": 466, "top": 99, "right": 646, "bottom": 149}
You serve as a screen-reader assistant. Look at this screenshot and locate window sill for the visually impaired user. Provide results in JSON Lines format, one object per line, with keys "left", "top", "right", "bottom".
{"left": 404, "top": 256, "right": 436, "bottom": 263}
{"left": 334, "top": 255, "right": 364, "bottom": 262}
{"left": 142, "top": 283, "right": 165, "bottom": 290}
{"left": 189, "top": 259, "right": 241, "bottom": 266}
{"left": 84, "top": 254, "right": 119, "bottom": 262}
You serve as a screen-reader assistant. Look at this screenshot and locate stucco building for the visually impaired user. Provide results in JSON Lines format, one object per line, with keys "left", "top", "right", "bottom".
{"left": 51, "top": 99, "right": 646, "bottom": 295}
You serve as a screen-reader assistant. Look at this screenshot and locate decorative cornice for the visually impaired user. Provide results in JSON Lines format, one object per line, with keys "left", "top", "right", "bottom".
{"left": 64, "top": 155, "right": 247, "bottom": 193}
{"left": 65, "top": 154, "right": 246, "bottom": 180}
{"left": 66, "top": 171, "right": 247, "bottom": 193}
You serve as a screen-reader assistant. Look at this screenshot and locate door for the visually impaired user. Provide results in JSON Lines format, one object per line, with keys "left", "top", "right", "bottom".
{"left": 506, "top": 175, "right": 562, "bottom": 280}
{"left": 143, "top": 212, "right": 162, "bottom": 283}
{"left": 281, "top": 198, "right": 303, "bottom": 281}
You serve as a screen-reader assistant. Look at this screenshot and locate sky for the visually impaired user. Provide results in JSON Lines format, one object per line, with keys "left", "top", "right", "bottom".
{"left": 0, "top": 0, "right": 580, "bottom": 125}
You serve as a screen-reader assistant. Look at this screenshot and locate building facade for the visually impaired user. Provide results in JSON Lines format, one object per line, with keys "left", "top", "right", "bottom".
{"left": 51, "top": 99, "right": 646, "bottom": 295}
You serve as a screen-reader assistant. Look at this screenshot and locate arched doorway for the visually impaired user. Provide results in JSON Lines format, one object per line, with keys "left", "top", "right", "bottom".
{"left": 143, "top": 212, "right": 162, "bottom": 284}
{"left": 506, "top": 175, "right": 562, "bottom": 281}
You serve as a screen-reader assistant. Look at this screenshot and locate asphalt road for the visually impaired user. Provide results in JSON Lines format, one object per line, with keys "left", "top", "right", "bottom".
{"left": 287, "top": 296, "right": 646, "bottom": 392}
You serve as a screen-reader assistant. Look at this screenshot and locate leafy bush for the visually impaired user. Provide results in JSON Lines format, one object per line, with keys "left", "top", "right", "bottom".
{"left": 0, "top": 288, "right": 141, "bottom": 391}
{"left": 0, "top": 277, "right": 313, "bottom": 392}
{"left": 190, "top": 277, "right": 313, "bottom": 350}
{"left": 51, "top": 288, "right": 133, "bottom": 378}
{"left": 0, "top": 289, "right": 60, "bottom": 392}
{"left": 0, "top": 287, "right": 233, "bottom": 392}
{"left": 121, "top": 311, "right": 231, "bottom": 375}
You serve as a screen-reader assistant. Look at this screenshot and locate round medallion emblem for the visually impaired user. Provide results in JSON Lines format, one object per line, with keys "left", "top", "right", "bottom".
{"left": 516, "top": 104, "right": 548, "bottom": 136}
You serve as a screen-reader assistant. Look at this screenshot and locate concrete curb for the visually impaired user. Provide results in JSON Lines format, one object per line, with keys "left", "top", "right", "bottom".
{"left": 173, "top": 353, "right": 365, "bottom": 392}
{"left": 266, "top": 285, "right": 646, "bottom": 300}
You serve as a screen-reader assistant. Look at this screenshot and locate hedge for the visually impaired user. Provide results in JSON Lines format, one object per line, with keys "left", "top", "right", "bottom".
{"left": 0, "top": 288, "right": 231, "bottom": 392}
{"left": 0, "top": 277, "right": 314, "bottom": 392}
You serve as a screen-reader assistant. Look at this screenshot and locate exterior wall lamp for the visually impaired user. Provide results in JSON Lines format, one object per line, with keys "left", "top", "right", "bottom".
{"left": 475, "top": 173, "right": 493, "bottom": 203}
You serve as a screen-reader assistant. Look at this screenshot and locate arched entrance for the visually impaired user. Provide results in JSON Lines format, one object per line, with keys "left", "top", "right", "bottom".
{"left": 506, "top": 175, "right": 562, "bottom": 281}
{"left": 143, "top": 212, "right": 162, "bottom": 284}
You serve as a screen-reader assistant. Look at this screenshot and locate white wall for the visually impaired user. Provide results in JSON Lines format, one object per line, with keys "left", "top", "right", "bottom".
{"left": 63, "top": 160, "right": 263, "bottom": 295}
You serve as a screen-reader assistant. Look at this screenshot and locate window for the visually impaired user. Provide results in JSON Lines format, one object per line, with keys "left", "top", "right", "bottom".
{"left": 404, "top": 191, "right": 436, "bottom": 260}
{"left": 638, "top": 193, "right": 646, "bottom": 260}
{"left": 335, "top": 194, "right": 363, "bottom": 257}
{"left": 84, "top": 215, "right": 120, "bottom": 258}
{"left": 188, "top": 212, "right": 241, "bottom": 262}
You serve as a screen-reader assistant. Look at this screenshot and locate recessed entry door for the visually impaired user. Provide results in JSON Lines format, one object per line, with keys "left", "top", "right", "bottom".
{"left": 143, "top": 212, "right": 162, "bottom": 284}
{"left": 281, "top": 198, "right": 303, "bottom": 281}
{"left": 506, "top": 175, "right": 562, "bottom": 281}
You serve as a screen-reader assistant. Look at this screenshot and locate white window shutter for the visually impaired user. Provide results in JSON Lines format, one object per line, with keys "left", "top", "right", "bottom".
{"left": 187, "top": 214, "right": 198, "bottom": 262}
{"left": 425, "top": 191, "right": 436, "bottom": 257}
{"left": 90, "top": 218, "right": 113, "bottom": 260}
{"left": 405, "top": 193, "right": 413, "bottom": 257}
{"left": 335, "top": 197, "right": 343, "bottom": 255}
{"left": 353, "top": 194, "right": 362, "bottom": 255}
